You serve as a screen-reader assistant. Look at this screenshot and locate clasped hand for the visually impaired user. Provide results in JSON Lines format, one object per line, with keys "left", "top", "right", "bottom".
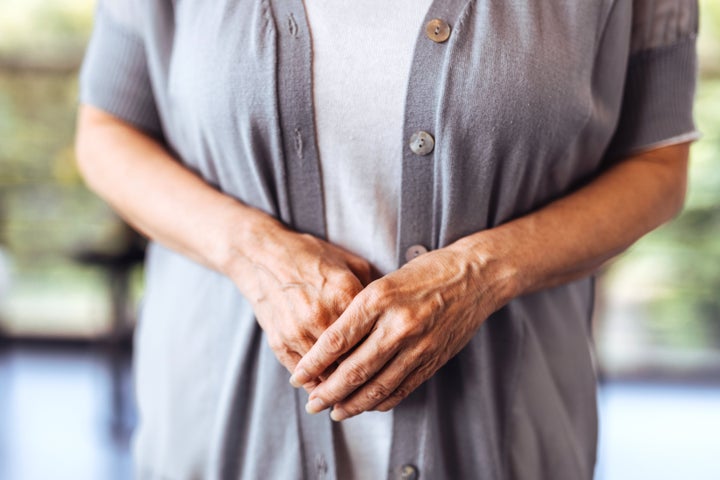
{"left": 290, "top": 242, "right": 502, "bottom": 421}
{"left": 235, "top": 224, "right": 504, "bottom": 421}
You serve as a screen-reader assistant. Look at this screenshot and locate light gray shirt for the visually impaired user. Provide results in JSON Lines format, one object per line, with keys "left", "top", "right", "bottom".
{"left": 80, "top": 1, "right": 698, "bottom": 479}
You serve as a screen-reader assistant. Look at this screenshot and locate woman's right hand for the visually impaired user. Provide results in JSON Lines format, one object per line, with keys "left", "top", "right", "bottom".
{"left": 223, "top": 217, "right": 373, "bottom": 391}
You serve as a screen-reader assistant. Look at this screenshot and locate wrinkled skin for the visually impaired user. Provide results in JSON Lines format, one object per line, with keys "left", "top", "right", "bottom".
{"left": 290, "top": 240, "right": 508, "bottom": 420}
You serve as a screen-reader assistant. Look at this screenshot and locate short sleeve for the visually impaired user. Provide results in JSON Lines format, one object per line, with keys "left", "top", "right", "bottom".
{"left": 79, "top": 0, "right": 162, "bottom": 137}
{"left": 606, "top": 0, "right": 699, "bottom": 158}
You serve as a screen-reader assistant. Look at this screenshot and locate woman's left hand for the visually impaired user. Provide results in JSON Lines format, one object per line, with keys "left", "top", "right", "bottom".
{"left": 290, "top": 238, "right": 516, "bottom": 420}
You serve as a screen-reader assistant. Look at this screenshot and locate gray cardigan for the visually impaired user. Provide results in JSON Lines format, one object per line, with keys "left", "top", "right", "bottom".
{"left": 80, "top": 1, "right": 698, "bottom": 479}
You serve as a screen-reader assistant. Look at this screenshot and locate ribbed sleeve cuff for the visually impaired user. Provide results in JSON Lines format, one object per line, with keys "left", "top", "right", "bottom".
{"left": 606, "top": 37, "right": 698, "bottom": 159}
{"left": 79, "top": 5, "right": 162, "bottom": 137}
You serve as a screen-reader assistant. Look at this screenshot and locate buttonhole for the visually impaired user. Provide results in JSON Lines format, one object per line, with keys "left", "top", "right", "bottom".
{"left": 287, "top": 14, "right": 298, "bottom": 37}
{"left": 294, "top": 128, "right": 304, "bottom": 160}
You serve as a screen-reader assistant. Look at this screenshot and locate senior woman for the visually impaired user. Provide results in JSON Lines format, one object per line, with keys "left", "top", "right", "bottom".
{"left": 76, "top": 0, "right": 698, "bottom": 479}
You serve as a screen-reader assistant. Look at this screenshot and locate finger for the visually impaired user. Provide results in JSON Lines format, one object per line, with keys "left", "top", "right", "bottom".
{"left": 328, "top": 276, "right": 364, "bottom": 314}
{"left": 320, "top": 363, "right": 337, "bottom": 380}
{"left": 290, "top": 295, "right": 378, "bottom": 388}
{"left": 302, "top": 327, "right": 403, "bottom": 414}
{"left": 329, "top": 350, "right": 419, "bottom": 421}
{"left": 302, "top": 379, "right": 320, "bottom": 394}
{"left": 288, "top": 342, "right": 338, "bottom": 392}
{"left": 289, "top": 338, "right": 339, "bottom": 388}
{"left": 301, "top": 362, "right": 339, "bottom": 394}
{"left": 273, "top": 347, "right": 303, "bottom": 376}
{"left": 372, "top": 363, "right": 437, "bottom": 413}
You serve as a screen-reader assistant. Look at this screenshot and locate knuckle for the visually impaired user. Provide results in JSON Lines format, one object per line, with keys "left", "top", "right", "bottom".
{"left": 302, "top": 303, "right": 325, "bottom": 326}
{"left": 344, "top": 361, "right": 371, "bottom": 388}
{"left": 374, "top": 322, "right": 401, "bottom": 347}
{"left": 334, "top": 273, "right": 362, "bottom": 302}
{"left": 266, "top": 337, "right": 284, "bottom": 353}
{"left": 285, "top": 331, "right": 311, "bottom": 352}
{"left": 392, "top": 385, "right": 410, "bottom": 400}
{"left": 345, "top": 403, "right": 365, "bottom": 417}
{"left": 299, "top": 306, "right": 332, "bottom": 334}
{"left": 302, "top": 353, "right": 326, "bottom": 374}
{"left": 365, "top": 383, "right": 390, "bottom": 402}
{"left": 363, "top": 281, "right": 390, "bottom": 309}
{"left": 282, "top": 329, "right": 302, "bottom": 344}
{"left": 298, "top": 233, "right": 313, "bottom": 242}
{"left": 417, "top": 357, "right": 441, "bottom": 379}
{"left": 377, "top": 394, "right": 404, "bottom": 411}
{"left": 391, "top": 310, "right": 422, "bottom": 339}
{"left": 333, "top": 287, "right": 356, "bottom": 311}
{"left": 323, "top": 328, "right": 348, "bottom": 356}
{"left": 337, "top": 272, "right": 361, "bottom": 292}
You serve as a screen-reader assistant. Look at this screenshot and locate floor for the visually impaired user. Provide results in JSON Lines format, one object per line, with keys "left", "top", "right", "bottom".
{"left": 596, "top": 382, "right": 720, "bottom": 480}
{"left": 1, "top": 344, "right": 719, "bottom": 480}
{"left": 0, "top": 343, "right": 134, "bottom": 480}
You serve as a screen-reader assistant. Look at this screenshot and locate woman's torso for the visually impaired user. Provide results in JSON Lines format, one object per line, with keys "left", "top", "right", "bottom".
{"left": 79, "top": 0, "right": 698, "bottom": 478}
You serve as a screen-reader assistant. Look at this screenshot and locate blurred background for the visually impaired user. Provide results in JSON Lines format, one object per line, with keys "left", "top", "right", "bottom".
{"left": 0, "top": 1, "right": 718, "bottom": 479}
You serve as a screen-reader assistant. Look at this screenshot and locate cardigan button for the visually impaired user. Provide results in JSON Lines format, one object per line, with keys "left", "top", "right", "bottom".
{"left": 400, "top": 464, "right": 419, "bottom": 480}
{"left": 409, "top": 131, "right": 435, "bottom": 156}
{"left": 405, "top": 245, "right": 428, "bottom": 263}
{"left": 425, "top": 18, "right": 451, "bottom": 43}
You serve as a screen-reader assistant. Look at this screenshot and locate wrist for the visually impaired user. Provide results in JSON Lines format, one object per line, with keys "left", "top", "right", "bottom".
{"left": 447, "top": 231, "right": 523, "bottom": 309}
{"left": 212, "top": 200, "right": 287, "bottom": 282}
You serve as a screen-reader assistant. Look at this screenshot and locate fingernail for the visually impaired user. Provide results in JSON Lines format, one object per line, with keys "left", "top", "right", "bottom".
{"left": 330, "top": 407, "right": 348, "bottom": 422}
{"left": 305, "top": 397, "right": 326, "bottom": 414}
{"left": 289, "top": 368, "right": 308, "bottom": 388}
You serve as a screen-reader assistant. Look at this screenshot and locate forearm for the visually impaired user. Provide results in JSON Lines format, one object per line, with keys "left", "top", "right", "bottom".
{"left": 74, "top": 105, "right": 282, "bottom": 276}
{"left": 451, "top": 143, "right": 690, "bottom": 302}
